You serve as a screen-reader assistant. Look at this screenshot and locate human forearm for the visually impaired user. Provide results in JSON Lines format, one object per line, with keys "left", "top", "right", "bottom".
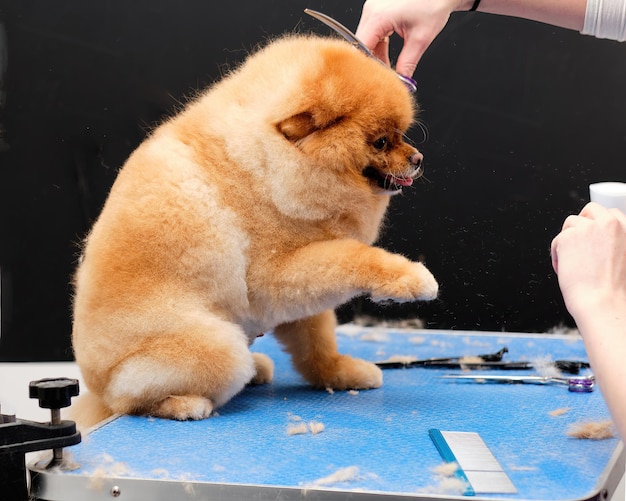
{"left": 461, "top": 0, "right": 626, "bottom": 41}
{"left": 572, "top": 301, "right": 626, "bottom": 440}
{"left": 551, "top": 203, "right": 626, "bottom": 439}
{"left": 456, "top": 0, "right": 587, "bottom": 31}
{"left": 358, "top": 0, "right": 626, "bottom": 77}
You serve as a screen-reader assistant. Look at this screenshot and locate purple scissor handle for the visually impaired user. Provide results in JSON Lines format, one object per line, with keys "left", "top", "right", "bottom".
{"left": 304, "top": 9, "right": 418, "bottom": 94}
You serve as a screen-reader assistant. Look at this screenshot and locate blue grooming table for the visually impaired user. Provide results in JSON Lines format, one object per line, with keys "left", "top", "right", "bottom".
{"left": 29, "top": 327, "right": 624, "bottom": 500}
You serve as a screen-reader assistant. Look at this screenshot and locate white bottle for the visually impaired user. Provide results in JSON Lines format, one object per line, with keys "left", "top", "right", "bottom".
{"left": 589, "top": 182, "right": 626, "bottom": 212}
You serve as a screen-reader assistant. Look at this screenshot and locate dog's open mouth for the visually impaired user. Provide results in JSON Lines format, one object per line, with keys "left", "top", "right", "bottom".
{"left": 362, "top": 166, "right": 417, "bottom": 193}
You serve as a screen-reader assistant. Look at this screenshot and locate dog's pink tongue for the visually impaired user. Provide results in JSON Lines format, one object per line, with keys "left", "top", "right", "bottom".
{"left": 397, "top": 177, "right": 413, "bottom": 187}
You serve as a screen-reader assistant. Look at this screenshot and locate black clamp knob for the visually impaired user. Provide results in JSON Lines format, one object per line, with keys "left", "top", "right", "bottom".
{"left": 28, "top": 378, "right": 80, "bottom": 466}
{"left": 29, "top": 378, "right": 80, "bottom": 411}
{"left": 1, "top": 378, "right": 81, "bottom": 501}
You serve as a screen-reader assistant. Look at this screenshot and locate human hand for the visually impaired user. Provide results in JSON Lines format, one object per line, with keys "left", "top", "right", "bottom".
{"left": 355, "top": 0, "right": 469, "bottom": 76}
{"left": 550, "top": 202, "right": 626, "bottom": 321}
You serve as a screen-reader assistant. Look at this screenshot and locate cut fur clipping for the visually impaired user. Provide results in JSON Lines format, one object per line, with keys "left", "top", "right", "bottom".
{"left": 567, "top": 420, "right": 615, "bottom": 440}
{"left": 548, "top": 407, "right": 571, "bottom": 417}
{"left": 286, "top": 414, "right": 325, "bottom": 436}
{"left": 431, "top": 462, "right": 460, "bottom": 476}
{"left": 306, "top": 466, "right": 360, "bottom": 487}
{"left": 427, "top": 462, "right": 466, "bottom": 495}
{"left": 286, "top": 421, "right": 325, "bottom": 436}
{"left": 382, "top": 355, "right": 418, "bottom": 365}
{"left": 530, "top": 356, "right": 564, "bottom": 379}
{"left": 286, "top": 422, "right": 309, "bottom": 436}
{"left": 87, "top": 453, "right": 131, "bottom": 491}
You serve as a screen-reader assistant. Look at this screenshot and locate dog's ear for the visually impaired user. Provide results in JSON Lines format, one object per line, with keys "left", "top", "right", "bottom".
{"left": 276, "top": 112, "right": 317, "bottom": 142}
{"left": 277, "top": 110, "right": 345, "bottom": 142}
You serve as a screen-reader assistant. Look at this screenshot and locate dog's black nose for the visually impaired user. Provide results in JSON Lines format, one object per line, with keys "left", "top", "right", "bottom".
{"left": 409, "top": 152, "right": 423, "bottom": 168}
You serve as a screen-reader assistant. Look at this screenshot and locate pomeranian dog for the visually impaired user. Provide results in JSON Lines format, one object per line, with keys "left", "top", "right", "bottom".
{"left": 71, "top": 35, "right": 438, "bottom": 428}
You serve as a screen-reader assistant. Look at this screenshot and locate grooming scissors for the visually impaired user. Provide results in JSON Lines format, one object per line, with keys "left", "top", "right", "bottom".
{"left": 376, "top": 347, "right": 589, "bottom": 375}
{"left": 375, "top": 347, "right": 509, "bottom": 369}
{"left": 304, "top": 9, "right": 418, "bottom": 94}
{"left": 422, "top": 359, "right": 590, "bottom": 374}
{"left": 440, "top": 374, "right": 596, "bottom": 393}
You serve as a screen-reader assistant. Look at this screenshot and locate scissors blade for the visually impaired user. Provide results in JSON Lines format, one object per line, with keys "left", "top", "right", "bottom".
{"left": 304, "top": 9, "right": 374, "bottom": 57}
{"left": 440, "top": 375, "right": 552, "bottom": 385}
{"left": 375, "top": 346, "right": 509, "bottom": 369}
{"left": 304, "top": 9, "right": 418, "bottom": 93}
{"left": 441, "top": 374, "right": 595, "bottom": 392}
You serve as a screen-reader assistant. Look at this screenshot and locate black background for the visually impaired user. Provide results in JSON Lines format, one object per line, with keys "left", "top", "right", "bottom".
{"left": 1, "top": 1, "right": 625, "bottom": 361}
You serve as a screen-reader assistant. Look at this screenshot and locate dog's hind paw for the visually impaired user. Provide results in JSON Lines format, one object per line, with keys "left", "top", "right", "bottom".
{"left": 149, "top": 395, "right": 214, "bottom": 420}
{"left": 250, "top": 352, "right": 274, "bottom": 385}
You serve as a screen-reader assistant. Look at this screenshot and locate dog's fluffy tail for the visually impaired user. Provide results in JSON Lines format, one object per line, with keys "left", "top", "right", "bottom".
{"left": 67, "top": 391, "right": 114, "bottom": 431}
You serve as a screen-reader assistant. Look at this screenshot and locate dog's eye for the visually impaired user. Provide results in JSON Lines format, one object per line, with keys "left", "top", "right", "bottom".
{"left": 373, "top": 137, "right": 388, "bottom": 151}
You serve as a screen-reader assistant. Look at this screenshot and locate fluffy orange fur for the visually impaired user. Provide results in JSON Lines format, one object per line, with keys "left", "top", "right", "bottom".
{"left": 71, "top": 35, "right": 438, "bottom": 428}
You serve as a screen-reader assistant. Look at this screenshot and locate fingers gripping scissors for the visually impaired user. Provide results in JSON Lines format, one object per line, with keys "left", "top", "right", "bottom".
{"left": 440, "top": 374, "right": 596, "bottom": 393}
{"left": 304, "top": 9, "right": 418, "bottom": 94}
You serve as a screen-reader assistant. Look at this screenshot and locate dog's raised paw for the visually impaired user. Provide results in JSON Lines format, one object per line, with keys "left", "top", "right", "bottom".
{"left": 371, "top": 261, "right": 438, "bottom": 303}
{"left": 414, "top": 265, "right": 439, "bottom": 300}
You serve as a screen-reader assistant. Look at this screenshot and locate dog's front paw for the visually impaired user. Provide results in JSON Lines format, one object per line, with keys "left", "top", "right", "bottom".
{"left": 314, "top": 355, "right": 383, "bottom": 390}
{"left": 371, "top": 260, "right": 438, "bottom": 303}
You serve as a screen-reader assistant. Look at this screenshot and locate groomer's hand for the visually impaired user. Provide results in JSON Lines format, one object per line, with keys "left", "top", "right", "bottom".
{"left": 551, "top": 202, "right": 626, "bottom": 322}
{"left": 552, "top": 203, "right": 626, "bottom": 440}
{"left": 356, "top": 0, "right": 470, "bottom": 76}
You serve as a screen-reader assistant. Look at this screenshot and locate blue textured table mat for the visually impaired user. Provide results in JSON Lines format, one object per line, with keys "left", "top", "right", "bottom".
{"left": 50, "top": 327, "right": 621, "bottom": 499}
